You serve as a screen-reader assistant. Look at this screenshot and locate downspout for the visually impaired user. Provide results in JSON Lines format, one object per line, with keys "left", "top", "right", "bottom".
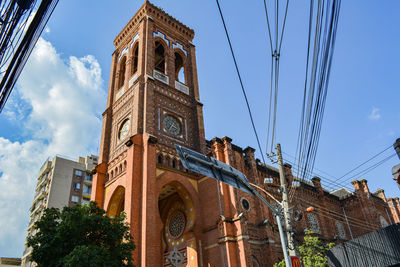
{"left": 342, "top": 206, "right": 354, "bottom": 239}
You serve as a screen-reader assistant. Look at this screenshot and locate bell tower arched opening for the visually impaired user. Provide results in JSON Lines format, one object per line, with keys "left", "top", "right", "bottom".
{"left": 174, "top": 52, "right": 185, "bottom": 84}
{"left": 154, "top": 41, "right": 166, "bottom": 73}
{"left": 118, "top": 56, "right": 126, "bottom": 89}
{"left": 132, "top": 43, "right": 139, "bottom": 75}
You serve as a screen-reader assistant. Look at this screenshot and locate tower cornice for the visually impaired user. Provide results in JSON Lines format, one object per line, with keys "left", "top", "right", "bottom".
{"left": 114, "top": 1, "right": 194, "bottom": 48}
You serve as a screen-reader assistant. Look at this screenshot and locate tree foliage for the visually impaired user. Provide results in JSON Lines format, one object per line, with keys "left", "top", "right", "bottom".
{"left": 274, "top": 230, "right": 335, "bottom": 267}
{"left": 27, "top": 202, "right": 135, "bottom": 267}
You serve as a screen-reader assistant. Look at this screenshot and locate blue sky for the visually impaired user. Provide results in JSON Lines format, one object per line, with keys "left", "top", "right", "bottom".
{"left": 0, "top": 0, "right": 399, "bottom": 257}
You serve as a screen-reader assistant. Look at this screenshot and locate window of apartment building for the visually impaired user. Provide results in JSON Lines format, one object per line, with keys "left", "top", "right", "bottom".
{"left": 75, "top": 170, "right": 83, "bottom": 177}
{"left": 71, "top": 195, "right": 79, "bottom": 203}
{"left": 73, "top": 182, "right": 81, "bottom": 190}
{"left": 85, "top": 174, "right": 92, "bottom": 181}
{"left": 83, "top": 185, "right": 91, "bottom": 194}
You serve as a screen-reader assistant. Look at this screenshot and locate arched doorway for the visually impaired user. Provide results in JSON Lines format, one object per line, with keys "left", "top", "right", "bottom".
{"left": 158, "top": 182, "right": 195, "bottom": 266}
{"left": 107, "top": 186, "right": 125, "bottom": 218}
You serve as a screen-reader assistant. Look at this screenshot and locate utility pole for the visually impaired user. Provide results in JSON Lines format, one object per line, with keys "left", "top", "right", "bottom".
{"left": 276, "top": 143, "right": 298, "bottom": 257}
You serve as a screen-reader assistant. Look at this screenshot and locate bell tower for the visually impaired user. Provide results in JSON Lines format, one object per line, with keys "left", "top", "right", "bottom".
{"left": 92, "top": 1, "right": 206, "bottom": 266}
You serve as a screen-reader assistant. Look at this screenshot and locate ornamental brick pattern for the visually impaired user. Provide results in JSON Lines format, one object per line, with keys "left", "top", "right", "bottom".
{"left": 92, "top": 2, "right": 400, "bottom": 266}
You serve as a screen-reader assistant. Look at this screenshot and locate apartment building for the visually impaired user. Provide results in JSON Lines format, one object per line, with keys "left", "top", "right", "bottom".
{"left": 21, "top": 154, "right": 98, "bottom": 267}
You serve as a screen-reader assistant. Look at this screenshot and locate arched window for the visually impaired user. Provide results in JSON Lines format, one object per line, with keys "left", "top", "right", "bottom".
{"left": 157, "top": 154, "right": 163, "bottom": 164}
{"left": 132, "top": 43, "right": 139, "bottom": 75}
{"left": 154, "top": 41, "right": 165, "bottom": 73}
{"left": 118, "top": 56, "right": 126, "bottom": 88}
{"left": 175, "top": 52, "right": 185, "bottom": 84}
{"left": 172, "top": 158, "right": 177, "bottom": 169}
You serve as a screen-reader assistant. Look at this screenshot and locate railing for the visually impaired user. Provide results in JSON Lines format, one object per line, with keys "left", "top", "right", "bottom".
{"left": 153, "top": 69, "right": 169, "bottom": 84}
{"left": 84, "top": 175, "right": 92, "bottom": 184}
{"left": 175, "top": 80, "right": 189, "bottom": 95}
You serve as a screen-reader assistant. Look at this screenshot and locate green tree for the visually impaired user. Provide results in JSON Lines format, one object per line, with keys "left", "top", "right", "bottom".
{"left": 27, "top": 202, "right": 135, "bottom": 267}
{"left": 274, "top": 230, "right": 334, "bottom": 267}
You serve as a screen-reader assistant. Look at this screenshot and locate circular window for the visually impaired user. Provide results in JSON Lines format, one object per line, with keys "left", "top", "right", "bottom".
{"left": 241, "top": 197, "right": 250, "bottom": 211}
{"left": 163, "top": 115, "right": 182, "bottom": 136}
{"left": 168, "top": 211, "right": 186, "bottom": 238}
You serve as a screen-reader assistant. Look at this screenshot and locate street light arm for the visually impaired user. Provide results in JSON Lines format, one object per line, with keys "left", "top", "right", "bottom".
{"left": 249, "top": 182, "right": 281, "bottom": 204}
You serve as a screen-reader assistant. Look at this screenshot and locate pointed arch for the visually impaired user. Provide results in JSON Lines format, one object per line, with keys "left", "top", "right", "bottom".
{"left": 118, "top": 56, "right": 127, "bottom": 88}
{"left": 107, "top": 186, "right": 125, "bottom": 218}
{"left": 154, "top": 41, "right": 166, "bottom": 73}
{"left": 174, "top": 51, "right": 186, "bottom": 84}
{"left": 131, "top": 42, "right": 139, "bottom": 75}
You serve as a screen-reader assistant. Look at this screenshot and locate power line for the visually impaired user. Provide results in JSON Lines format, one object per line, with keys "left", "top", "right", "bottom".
{"left": 340, "top": 153, "right": 397, "bottom": 184}
{"left": 293, "top": 198, "right": 381, "bottom": 233}
{"left": 334, "top": 145, "right": 393, "bottom": 184}
{"left": 215, "top": 0, "right": 266, "bottom": 163}
{"left": 263, "top": 0, "right": 290, "bottom": 155}
{"left": 295, "top": 0, "right": 341, "bottom": 182}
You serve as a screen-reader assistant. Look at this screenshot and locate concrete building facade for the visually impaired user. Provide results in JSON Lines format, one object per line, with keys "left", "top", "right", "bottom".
{"left": 91, "top": 2, "right": 400, "bottom": 266}
{"left": 21, "top": 155, "right": 98, "bottom": 266}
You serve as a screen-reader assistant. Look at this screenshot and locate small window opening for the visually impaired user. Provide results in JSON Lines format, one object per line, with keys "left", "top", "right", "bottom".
{"left": 158, "top": 154, "right": 163, "bottom": 164}
{"left": 119, "top": 56, "right": 126, "bottom": 88}
{"left": 175, "top": 52, "right": 185, "bottom": 84}
{"left": 154, "top": 41, "right": 165, "bottom": 73}
{"left": 172, "top": 159, "right": 177, "bottom": 169}
{"left": 132, "top": 44, "right": 139, "bottom": 75}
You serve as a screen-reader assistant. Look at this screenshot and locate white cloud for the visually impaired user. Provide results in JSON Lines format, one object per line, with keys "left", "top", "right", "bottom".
{"left": 0, "top": 38, "right": 105, "bottom": 257}
{"left": 368, "top": 106, "right": 381, "bottom": 121}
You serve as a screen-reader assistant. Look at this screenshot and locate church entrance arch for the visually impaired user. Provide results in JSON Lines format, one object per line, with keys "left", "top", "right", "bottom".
{"left": 107, "top": 186, "right": 125, "bottom": 218}
{"left": 158, "top": 181, "right": 196, "bottom": 266}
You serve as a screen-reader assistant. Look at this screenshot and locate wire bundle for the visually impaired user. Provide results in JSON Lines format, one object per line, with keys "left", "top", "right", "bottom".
{"left": 0, "top": 0, "right": 59, "bottom": 112}
{"left": 262, "top": 0, "right": 289, "bottom": 156}
{"left": 295, "top": 0, "right": 341, "bottom": 182}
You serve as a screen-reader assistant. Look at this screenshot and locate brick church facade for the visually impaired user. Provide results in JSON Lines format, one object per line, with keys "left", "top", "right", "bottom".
{"left": 91, "top": 2, "right": 400, "bottom": 266}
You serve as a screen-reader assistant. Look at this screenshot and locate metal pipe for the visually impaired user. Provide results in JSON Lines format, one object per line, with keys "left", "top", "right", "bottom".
{"left": 276, "top": 213, "right": 292, "bottom": 267}
{"left": 342, "top": 206, "right": 354, "bottom": 239}
{"left": 385, "top": 207, "right": 393, "bottom": 225}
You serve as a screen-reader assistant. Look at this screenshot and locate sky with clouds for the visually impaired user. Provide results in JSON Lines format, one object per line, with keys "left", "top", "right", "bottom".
{"left": 0, "top": 37, "right": 105, "bottom": 256}
{"left": 0, "top": 0, "right": 399, "bottom": 257}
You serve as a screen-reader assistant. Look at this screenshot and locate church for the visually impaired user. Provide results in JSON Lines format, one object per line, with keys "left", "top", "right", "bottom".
{"left": 91, "top": 2, "right": 400, "bottom": 266}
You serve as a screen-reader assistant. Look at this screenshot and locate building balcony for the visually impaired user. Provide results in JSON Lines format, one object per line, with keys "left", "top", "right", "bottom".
{"left": 83, "top": 191, "right": 91, "bottom": 198}
{"left": 175, "top": 80, "right": 189, "bottom": 95}
{"left": 36, "top": 175, "right": 47, "bottom": 189}
{"left": 83, "top": 175, "right": 92, "bottom": 185}
{"left": 153, "top": 69, "right": 169, "bottom": 85}
{"left": 22, "top": 246, "right": 32, "bottom": 258}
{"left": 31, "top": 201, "right": 44, "bottom": 216}
{"left": 32, "top": 189, "right": 46, "bottom": 205}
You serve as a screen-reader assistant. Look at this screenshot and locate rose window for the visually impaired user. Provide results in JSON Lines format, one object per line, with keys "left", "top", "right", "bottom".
{"left": 169, "top": 211, "right": 186, "bottom": 238}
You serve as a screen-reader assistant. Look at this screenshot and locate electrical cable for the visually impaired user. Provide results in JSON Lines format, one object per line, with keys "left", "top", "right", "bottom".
{"left": 263, "top": 0, "right": 289, "bottom": 155}
{"left": 334, "top": 145, "right": 392, "bottom": 184}
{"left": 216, "top": 0, "right": 266, "bottom": 163}
{"left": 295, "top": 0, "right": 341, "bottom": 185}
{"left": 340, "top": 153, "right": 397, "bottom": 184}
{"left": 295, "top": 198, "right": 383, "bottom": 232}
